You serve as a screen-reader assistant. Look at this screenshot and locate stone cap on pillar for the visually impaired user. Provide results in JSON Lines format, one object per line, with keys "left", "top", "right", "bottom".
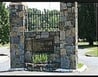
{"left": 9, "top": 2, "right": 27, "bottom": 5}
{"left": 60, "top": 2, "right": 67, "bottom": 11}
{"left": 9, "top": 2, "right": 27, "bottom": 7}
{"left": 9, "top": 2, "right": 28, "bottom": 9}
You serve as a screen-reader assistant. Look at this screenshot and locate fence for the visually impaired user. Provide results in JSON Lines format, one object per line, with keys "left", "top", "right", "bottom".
{"left": 28, "top": 9, "right": 60, "bottom": 31}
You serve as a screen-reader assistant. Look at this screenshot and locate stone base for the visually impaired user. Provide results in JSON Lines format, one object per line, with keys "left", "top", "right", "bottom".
{"left": 9, "top": 68, "right": 27, "bottom": 71}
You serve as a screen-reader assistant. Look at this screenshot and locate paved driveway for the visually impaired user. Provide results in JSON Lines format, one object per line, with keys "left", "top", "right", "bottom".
{"left": 0, "top": 47, "right": 10, "bottom": 57}
{"left": 78, "top": 49, "right": 98, "bottom": 75}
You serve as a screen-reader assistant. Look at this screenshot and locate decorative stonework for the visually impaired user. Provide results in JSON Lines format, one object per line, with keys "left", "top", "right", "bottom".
{"left": 60, "top": 2, "right": 78, "bottom": 69}
{"left": 9, "top": 2, "right": 78, "bottom": 70}
{"left": 9, "top": 2, "right": 27, "bottom": 68}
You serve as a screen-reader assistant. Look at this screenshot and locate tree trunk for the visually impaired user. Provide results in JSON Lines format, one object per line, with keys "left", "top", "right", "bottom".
{"left": 88, "top": 39, "right": 94, "bottom": 46}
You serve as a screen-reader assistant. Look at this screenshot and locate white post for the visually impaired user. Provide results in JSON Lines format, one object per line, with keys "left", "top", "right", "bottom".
{"left": 96, "top": 3, "right": 98, "bottom": 56}
{"left": 75, "top": 1, "right": 78, "bottom": 69}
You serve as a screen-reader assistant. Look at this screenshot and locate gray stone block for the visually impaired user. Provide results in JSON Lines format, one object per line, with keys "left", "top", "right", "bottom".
{"left": 65, "top": 21, "right": 73, "bottom": 27}
{"left": 25, "top": 32, "right": 35, "bottom": 38}
{"left": 60, "top": 3, "right": 67, "bottom": 10}
{"left": 61, "top": 56, "right": 70, "bottom": 69}
{"left": 41, "top": 32, "right": 49, "bottom": 38}
{"left": 60, "top": 49, "right": 66, "bottom": 56}
{"left": 20, "top": 55, "right": 25, "bottom": 63}
{"left": 65, "top": 28, "right": 75, "bottom": 36}
{"left": 56, "top": 47, "right": 60, "bottom": 51}
{"left": 65, "top": 46, "right": 75, "bottom": 56}
{"left": 69, "top": 55, "right": 76, "bottom": 69}
{"left": 49, "top": 32, "right": 55, "bottom": 36}
{"left": 54, "top": 46, "right": 56, "bottom": 50}
{"left": 11, "top": 36, "right": 20, "bottom": 44}
{"left": 60, "top": 44, "right": 64, "bottom": 48}
{"left": 36, "top": 35, "right": 40, "bottom": 39}
{"left": 60, "top": 31, "right": 65, "bottom": 40}
{"left": 54, "top": 36, "right": 59, "bottom": 43}
{"left": 25, "top": 51, "right": 32, "bottom": 62}
{"left": 55, "top": 31, "right": 60, "bottom": 36}
{"left": 66, "top": 3, "right": 72, "bottom": 8}
{"left": 65, "top": 36, "right": 74, "bottom": 45}
{"left": 60, "top": 16, "right": 66, "bottom": 21}
{"left": 67, "top": 8, "right": 72, "bottom": 13}
{"left": 12, "top": 27, "right": 18, "bottom": 32}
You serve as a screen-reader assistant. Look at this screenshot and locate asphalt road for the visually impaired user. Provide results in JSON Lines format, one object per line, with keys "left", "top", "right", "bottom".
{"left": 0, "top": 47, "right": 98, "bottom": 75}
{"left": 77, "top": 49, "right": 98, "bottom": 75}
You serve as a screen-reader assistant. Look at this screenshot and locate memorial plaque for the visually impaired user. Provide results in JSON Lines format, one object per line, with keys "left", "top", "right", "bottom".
{"left": 32, "top": 37, "right": 54, "bottom": 53}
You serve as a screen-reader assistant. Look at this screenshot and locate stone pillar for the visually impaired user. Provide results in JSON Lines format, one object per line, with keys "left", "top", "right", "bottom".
{"left": 9, "top": 2, "right": 27, "bottom": 68}
{"left": 60, "top": 2, "right": 78, "bottom": 69}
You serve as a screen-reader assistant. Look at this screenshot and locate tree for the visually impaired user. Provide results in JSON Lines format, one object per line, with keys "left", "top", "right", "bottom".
{"left": 78, "top": 3, "right": 96, "bottom": 45}
{"left": 0, "top": 2, "right": 10, "bottom": 45}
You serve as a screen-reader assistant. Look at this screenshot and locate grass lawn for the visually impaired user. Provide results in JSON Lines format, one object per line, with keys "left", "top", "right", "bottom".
{"left": 78, "top": 63, "right": 84, "bottom": 69}
{"left": 78, "top": 42, "right": 89, "bottom": 45}
{"left": 78, "top": 41, "right": 98, "bottom": 46}
{"left": 78, "top": 41, "right": 98, "bottom": 57}
{"left": 85, "top": 47, "right": 98, "bottom": 57}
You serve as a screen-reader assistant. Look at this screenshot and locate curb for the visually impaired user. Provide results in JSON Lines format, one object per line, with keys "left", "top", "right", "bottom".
{"left": 76, "top": 64, "right": 88, "bottom": 72}
{"left": 6, "top": 65, "right": 88, "bottom": 73}
{"left": 9, "top": 68, "right": 26, "bottom": 71}
{"left": 54, "top": 64, "right": 88, "bottom": 73}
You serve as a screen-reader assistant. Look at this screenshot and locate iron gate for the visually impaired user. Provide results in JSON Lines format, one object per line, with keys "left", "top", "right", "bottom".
{"left": 27, "top": 9, "right": 60, "bottom": 31}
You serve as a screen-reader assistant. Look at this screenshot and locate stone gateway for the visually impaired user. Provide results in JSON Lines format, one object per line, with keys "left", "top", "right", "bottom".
{"left": 9, "top": 2, "right": 78, "bottom": 71}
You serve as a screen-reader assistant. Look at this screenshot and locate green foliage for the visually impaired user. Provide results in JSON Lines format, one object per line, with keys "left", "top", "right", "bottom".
{"left": 78, "top": 3, "right": 96, "bottom": 45}
{"left": 0, "top": 43, "right": 10, "bottom": 48}
{"left": 0, "top": 2, "right": 10, "bottom": 45}
{"left": 32, "top": 53, "right": 48, "bottom": 64}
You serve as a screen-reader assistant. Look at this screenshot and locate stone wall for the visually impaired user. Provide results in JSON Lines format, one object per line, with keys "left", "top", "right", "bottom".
{"left": 60, "top": 2, "right": 78, "bottom": 69}
{"left": 24, "top": 31, "right": 60, "bottom": 67}
{"left": 9, "top": 2, "right": 27, "bottom": 68}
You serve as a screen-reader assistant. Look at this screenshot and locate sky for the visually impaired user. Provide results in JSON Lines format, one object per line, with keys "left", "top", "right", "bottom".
{"left": 5, "top": 2, "right": 60, "bottom": 11}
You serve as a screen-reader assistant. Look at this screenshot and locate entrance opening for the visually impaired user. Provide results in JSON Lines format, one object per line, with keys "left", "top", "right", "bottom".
{"left": 78, "top": 3, "right": 98, "bottom": 67}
